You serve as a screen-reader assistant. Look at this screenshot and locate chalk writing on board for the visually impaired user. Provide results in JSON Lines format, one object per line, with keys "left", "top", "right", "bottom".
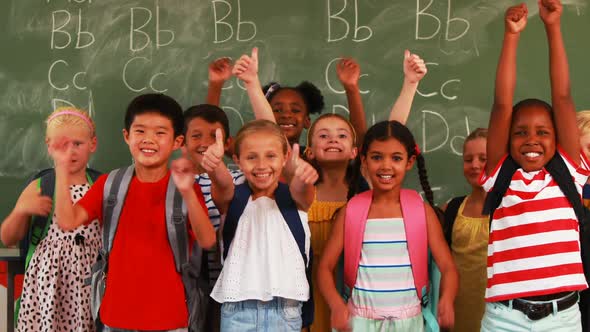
{"left": 51, "top": 9, "right": 95, "bottom": 49}
{"left": 48, "top": 60, "right": 87, "bottom": 91}
{"left": 327, "top": 0, "right": 373, "bottom": 43}
{"left": 416, "top": 63, "right": 460, "bottom": 101}
{"left": 212, "top": 0, "right": 257, "bottom": 44}
{"left": 122, "top": 57, "right": 168, "bottom": 93}
{"left": 415, "top": 0, "right": 470, "bottom": 41}
{"left": 129, "top": 6, "right": 175, "bottom": 52}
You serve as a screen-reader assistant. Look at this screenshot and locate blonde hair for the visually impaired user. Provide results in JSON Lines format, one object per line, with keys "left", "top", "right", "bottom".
{"left": 464, "top": 128, "right": 487, "bottom": 145}
{"left": 577, "top": 111, "right": 590, "bottom": 137}
{"left": 233, "top": 119, "right": 288, "bottom": 157}
{"left": 306, "top": 113, "right": 357, "bottom": 149}
{"left": 46, "top": 107, "right": 96, "bottom": 138}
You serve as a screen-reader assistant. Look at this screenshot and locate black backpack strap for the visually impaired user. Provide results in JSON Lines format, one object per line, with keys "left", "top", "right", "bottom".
{"left": 222, "top": 183, "right": 252, "bottom": 260}
{"left": 482, "top": 156, "right": 520, "bottom": 220}
{"left": 443, "top": 196, "right": 466, "bottom": 246}
{"left": 86, "top": 168, "right": 102, "bottom": 183}
{"left": 165, "top": 176, "right": 189, "bottom": 273}
{"left": 545, "top": 154, "right": 587, "bottom": 230}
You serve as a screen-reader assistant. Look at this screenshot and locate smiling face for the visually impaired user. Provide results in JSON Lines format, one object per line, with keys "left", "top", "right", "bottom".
{"left": 234, "top": 131, "right": 287, "bottom": 198}
{"left": 306, "top": 116, "right": 357, "bottom": 164}
{"left": 509, "top": 105, "right": 556, "bottom": 172}
{"left": 270, "top": 89, "right": 311, "bottom": 144}
{"left": 184, "top": 117, "right": 228, "bottom": 169}
{"left": 463, "top": 137, "right": 487, "bottom": 187}
{"left": 362, "top": 137, "right": 415, "bottom": 193}
{"left": 123, "top": 112, "right": 183, "bottom": 170}
{"left": 46, "top": 124, "right": 96, "bottom": 175}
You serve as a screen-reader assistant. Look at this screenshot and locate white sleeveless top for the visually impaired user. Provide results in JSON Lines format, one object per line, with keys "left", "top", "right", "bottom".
{"left": 210, "top": 196, "right": 311, "bottom": 303}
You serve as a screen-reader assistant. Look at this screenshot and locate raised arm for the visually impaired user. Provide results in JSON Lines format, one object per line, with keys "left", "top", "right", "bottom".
{"left": 0, "top": 181, "right": 52, "bottom": 246}
{"left": 201, "top": 128, "right": 235, "bottom": 215}
{"left": 540, "top": 0, "right": 579, "bottom": 161}
{"left": 206, "top": 57, "right": 232, "bottom": 106}
{"left": 389, "top": 50, "right": 427, "bottom": 125}
{"left": 337, "top": 58, "right": 366, "bottom": 147}
{"left": 171, "top": 152, "right": 216, "bottom": 250}
{"left": 288, "top": 144, "right": 318, "bottom": 212}
{"left": 233, "top": 47, "right": 275, "bottom": 123}
{"left": 486, "top": 4, "right": 528, "bottom": 175}
{"left": 51, "top": 138, "right": 90, "bottom": 231}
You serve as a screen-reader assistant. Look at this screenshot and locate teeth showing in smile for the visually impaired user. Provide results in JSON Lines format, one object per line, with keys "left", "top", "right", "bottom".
{"left": 254, "top": 173, "right": 271, "bottom": 178}
{"left": 525, "top": 152, "right": 541, "bottom": 158}
{"left": 279, "top": 124, "right": 295, "bottom": 128}
{"left": 141, "top": 149, "right": 156, "bottom": 153}
{"left": 326, "top": 148, "right": 341, "bottom": 152}
{"left": 379, "top": 175, "right": 392, "bottom": 179}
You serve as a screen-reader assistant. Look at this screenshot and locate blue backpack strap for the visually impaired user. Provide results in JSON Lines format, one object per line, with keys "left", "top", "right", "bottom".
{"left": 222, "top": 183, "right": 252, "bottom": 260}
{"left": 274, "top": 182, "right": 314, "bottom": 327}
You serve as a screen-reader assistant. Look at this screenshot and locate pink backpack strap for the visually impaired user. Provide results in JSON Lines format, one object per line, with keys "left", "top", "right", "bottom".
{"left": 343, "top": 190, "right": 373, "bottom": 290}
{"left": 400, "top": 189, "right": 428, "bottom": 301}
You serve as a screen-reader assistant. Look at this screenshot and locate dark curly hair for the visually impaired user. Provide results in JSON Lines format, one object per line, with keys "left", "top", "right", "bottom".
{"left": 262, "top": 81, "right": 325, "bottom": 115}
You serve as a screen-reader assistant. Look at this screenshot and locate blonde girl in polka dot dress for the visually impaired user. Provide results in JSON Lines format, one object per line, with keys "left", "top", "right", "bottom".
{"left": 0, "top": 107, "right": 101, "bottom": 332}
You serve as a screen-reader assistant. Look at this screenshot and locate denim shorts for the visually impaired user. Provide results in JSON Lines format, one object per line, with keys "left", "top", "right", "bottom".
{"left": 220, "top": 297, "right": 302, "bottom": 332}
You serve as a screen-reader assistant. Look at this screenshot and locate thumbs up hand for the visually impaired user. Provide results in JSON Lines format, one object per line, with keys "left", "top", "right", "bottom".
{"left": 290, "top": 144, "right": 319, "bottom": 186}
{"left": 403, "top": 50, "right": 427, "bottom": 84}
{"left": 201, "top": 128, "right": 225, "bottom": 173}
{"left": 232, "top": 47, "right": 259, "bottom": 85}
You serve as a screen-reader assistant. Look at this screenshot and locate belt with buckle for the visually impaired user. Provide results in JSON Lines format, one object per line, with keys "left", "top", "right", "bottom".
{"left": 498, "top": 291, "right": 578, "bottom": 320}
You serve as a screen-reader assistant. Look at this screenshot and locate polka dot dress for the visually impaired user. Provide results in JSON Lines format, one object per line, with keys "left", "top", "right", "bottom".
{"left": 17, "top": 184, "right": 101, "bottom": 332}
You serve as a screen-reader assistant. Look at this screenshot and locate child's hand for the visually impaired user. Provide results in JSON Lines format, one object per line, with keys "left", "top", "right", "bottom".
{"left": 14, "top": 189, "right": 52, "bottom": 218}
{"left": 539, "top": 0, "right": 562, "bottom": 26}
{"left": 232, "top": 47, "right": 259, "bottom": 85}
{"left": 290, "top": 144, "right": 319, "bottom": 186}
{"left": 171, "top": 148, "right": 197, "bottom": 194}
{"left": 48, "top": 136, "right": 74, "bottom": 171}
{"left": 437, "top": 296, "right": 455, "bottom": 329}
{"left": 330, "top": 302, "right": 351, "bottom": 332}
{"left": 201, "top": 128, "right": 225, "bottom": 173}
{"left": 208, "top": 57, "right": 233, "bottom": 84}
{"left": 336, "top": 58, "right": 360, "bottom": 89}
{"left": 403, "top": 50, "right": 427, "bottom": 84}
{"left": 505, "top": 3, "right": 528, "bottom": 34}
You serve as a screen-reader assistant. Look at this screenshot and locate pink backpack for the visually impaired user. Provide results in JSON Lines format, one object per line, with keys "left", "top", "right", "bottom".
{"left": 344, "top": 189, "right": 439, "bottom": 331}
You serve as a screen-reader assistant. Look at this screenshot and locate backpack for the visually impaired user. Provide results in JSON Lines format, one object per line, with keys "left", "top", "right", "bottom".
{"left": 343, "top": 189, "right": 441, "bottom": 332}
{"left": 15, "top": 167, "right": 101, "bottom": 324}
{"left": 223, "top": 182, "right": 314, "bottom": 327}
{"left": 482, "top": 154, "right": 590, "bottom": 331}
{"left": 442, "top": 196, "right": 466, "bottom": 247}
{"left": 88, "top": 166, "right": 209, "bottom": 331}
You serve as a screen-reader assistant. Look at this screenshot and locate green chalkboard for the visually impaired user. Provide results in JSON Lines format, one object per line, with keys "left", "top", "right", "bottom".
{"left": 1, "top": 0, "right": 590, "bottom": 233}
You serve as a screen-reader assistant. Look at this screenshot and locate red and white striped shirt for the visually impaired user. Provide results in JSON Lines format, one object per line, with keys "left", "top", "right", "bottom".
{"left": 480, "top": 147, "right": 590, "bottom": 302}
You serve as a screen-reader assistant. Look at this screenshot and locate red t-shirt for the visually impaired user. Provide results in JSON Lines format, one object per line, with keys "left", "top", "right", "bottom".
{"left": 77, "top": 171, "right": 206, "bottom": 330}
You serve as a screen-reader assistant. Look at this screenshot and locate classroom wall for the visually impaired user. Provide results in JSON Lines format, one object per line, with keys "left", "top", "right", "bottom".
{"left": 0, "top": 0, "right": 589, "bottom": 228}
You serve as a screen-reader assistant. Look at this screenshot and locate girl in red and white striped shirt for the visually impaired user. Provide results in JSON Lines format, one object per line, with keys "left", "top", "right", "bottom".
{"left": 481, "top": 1, "right": 588, "bottom": 331}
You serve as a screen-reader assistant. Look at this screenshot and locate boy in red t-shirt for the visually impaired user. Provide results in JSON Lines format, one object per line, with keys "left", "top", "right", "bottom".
{"left": 50, "top": 93, "right": 216, "bottom": 331}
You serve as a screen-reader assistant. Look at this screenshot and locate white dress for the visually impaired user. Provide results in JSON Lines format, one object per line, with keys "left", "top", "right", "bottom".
{"left": 211, "top": 196, "right": 311, "bottom": 303}
{"left": 17, "top": 184, "right": 100, "bottom": 332}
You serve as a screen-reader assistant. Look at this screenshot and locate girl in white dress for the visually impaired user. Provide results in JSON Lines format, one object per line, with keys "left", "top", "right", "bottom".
{"left": 200, "top": 119, "right": 318, "bottom": 331}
